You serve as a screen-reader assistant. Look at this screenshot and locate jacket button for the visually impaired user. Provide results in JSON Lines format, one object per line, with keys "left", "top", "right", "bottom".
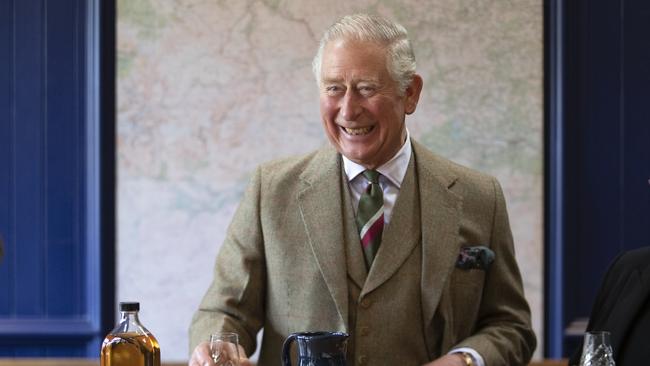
{"left": 360, "top": 298, "right": 371, "bottom": 308}
{"left": 359, "top": 326, "right": 369, "bottom": 336}
{"left": 358, "top": 355, "right": 368, "bottom": 365}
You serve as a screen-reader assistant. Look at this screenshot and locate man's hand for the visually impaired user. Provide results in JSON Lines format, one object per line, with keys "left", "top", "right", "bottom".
{"left": 422, "top": 353, "right": 467, "bottom": 366}
{"left": 189, "top": 341, "right": 254, "bottom": 366}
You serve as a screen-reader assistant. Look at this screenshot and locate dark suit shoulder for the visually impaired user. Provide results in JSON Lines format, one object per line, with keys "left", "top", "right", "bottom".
{"left": 601, "top": 246, "right": 650, "bottom": 289}
{"left": 614, "top": 246, "right": 650, "bottom": 271}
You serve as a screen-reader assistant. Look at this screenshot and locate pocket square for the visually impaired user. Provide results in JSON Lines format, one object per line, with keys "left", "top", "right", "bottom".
{"left": 456, "top": 245, "right": 495, "bottom": 270}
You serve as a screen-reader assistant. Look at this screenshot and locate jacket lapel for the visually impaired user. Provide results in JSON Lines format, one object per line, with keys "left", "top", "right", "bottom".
{"left": 297, "top": 147, "right": 349, "bottom": 329}
{"left": 341, "top": 170, "right": 369, "bottom": 289}
{"left": 411, "top": 141, "right": 463, "bottom": 332}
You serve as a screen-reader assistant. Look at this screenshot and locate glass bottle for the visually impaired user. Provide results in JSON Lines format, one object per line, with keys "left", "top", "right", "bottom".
{"left": 101, "top": 302, "right": 161, "bottom": 366}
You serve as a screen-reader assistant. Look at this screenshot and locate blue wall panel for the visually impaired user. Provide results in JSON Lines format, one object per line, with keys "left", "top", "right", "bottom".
{"left": 13, "top": 0, "right": 46, "bottom": 319}
{"left": 0, "top": 0, "right": 14, "bottom": 317}
{"left": 0, "top": 0, "right": 112, "bottom": 358}
{"left": 623, "top": 0, "right": 650, "bottom": 248}
{"left": 45, "top": 0, "right": 85, "bottom": 319}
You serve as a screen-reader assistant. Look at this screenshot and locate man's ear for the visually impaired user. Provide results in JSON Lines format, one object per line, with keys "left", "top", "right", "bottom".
{"left": 404, "top": 74, "right": 423, "bottom": 115}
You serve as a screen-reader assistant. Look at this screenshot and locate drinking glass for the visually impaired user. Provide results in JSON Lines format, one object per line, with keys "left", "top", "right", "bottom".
{"left": 579, "top": 331, "right": 616, "bottom": 366}
{"left": 210, "top": 332, "right": 240, "bottom": 366}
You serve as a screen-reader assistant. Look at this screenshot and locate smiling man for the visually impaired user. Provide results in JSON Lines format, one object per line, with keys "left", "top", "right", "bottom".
{"left": 318, "top": 36, "right": 421, "bottom": 170}
{"left": 189, "top": 14, "right": 535, "bottom": 366}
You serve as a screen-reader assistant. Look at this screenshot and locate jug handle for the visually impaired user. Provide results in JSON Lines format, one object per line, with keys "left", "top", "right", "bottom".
{"left": 281, "top": 333, "right": 298, "bottom": 366}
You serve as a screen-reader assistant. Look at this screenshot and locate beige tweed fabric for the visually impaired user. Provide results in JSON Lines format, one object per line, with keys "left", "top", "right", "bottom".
{"left": 189, "top": 139, "right": 536, "bottom": 365}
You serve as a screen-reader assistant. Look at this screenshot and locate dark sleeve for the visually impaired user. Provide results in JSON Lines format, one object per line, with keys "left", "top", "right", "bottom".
{"left": 568, "top": 251, "right": 626, "bottom": 365}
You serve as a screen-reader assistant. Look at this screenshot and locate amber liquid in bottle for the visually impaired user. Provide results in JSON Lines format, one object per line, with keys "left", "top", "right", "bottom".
{"left": 101, "top": 302, "right": 160, "bottom": 366}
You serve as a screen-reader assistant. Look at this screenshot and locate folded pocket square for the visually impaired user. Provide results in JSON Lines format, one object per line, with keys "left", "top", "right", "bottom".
{"left": 456, "top": 245, "right": 495, "bottom": 270}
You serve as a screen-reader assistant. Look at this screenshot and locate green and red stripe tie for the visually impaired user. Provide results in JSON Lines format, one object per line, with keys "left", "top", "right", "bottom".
{"left": 356, "top": 170, "right": 384, "bottom": 268}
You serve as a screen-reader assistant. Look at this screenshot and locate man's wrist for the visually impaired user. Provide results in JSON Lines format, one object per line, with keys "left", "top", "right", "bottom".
{"left": 449, "top": 347, "right": 483, "bottom": 366}
{"left": 455, "top": 352, "right": 475, "bottom": 366}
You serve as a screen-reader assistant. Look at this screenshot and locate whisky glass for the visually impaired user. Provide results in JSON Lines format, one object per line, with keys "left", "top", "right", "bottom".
{"left": 210, "top": 332, "right": 240, "bottom": 366}
{"left": 579, "top": 331, "right": 615, "bottom": 366}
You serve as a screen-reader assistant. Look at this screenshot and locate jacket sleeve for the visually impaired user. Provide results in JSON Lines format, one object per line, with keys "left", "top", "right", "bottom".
{"left": 188, "top": 166, "right": 266, "bottom": 356}
{"left": 453, "top": 178, "right": 537, "bottom": 365}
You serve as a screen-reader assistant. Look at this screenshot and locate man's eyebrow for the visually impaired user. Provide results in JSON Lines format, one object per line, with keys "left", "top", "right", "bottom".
{"left": 356, "top": 78, "right": 380, "bottom": 84}
{"left": 321, "top": 76, "right": 380, "bottom": 84}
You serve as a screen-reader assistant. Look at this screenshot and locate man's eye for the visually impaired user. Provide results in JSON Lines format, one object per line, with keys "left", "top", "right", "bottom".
{"left": 325, "top": 86, "right": 343, "bottom": 94}
{"left": 358, "top": 86, "right": 376, "bottom": 96}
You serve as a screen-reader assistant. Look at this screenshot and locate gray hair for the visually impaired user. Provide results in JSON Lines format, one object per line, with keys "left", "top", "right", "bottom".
{"left": 312, "top": 14, "right": 417, "bottom": 94}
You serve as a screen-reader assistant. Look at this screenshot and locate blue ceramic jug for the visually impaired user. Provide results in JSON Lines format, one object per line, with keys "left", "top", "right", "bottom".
{"left": 282, "top": 331, "right": 349, "bottom": 366}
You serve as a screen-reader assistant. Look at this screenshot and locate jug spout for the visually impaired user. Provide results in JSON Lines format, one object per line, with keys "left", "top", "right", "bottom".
{"left": 282, "top": 331, "right": 349, "bottom": 366}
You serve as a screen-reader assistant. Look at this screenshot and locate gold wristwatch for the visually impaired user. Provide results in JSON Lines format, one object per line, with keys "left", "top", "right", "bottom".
{"left": 459, "top": 352, "right": 475, "bottom": 366}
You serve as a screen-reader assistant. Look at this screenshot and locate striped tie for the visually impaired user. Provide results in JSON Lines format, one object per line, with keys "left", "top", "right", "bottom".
{"left": 356, "top": 170, "right": 384, "bottom": 268}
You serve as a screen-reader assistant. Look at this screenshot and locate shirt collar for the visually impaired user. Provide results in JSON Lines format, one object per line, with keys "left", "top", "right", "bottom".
{"left": 342, "top": 129, "right": 412, "bottom": 188}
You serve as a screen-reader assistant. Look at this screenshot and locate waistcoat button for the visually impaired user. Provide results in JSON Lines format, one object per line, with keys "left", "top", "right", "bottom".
{"left": 358, "top": 355, "right": 368, "bottom": 365}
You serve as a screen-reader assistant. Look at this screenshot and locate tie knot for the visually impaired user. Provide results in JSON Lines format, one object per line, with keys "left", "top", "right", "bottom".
{"left": 362, "top": 170, "right": 380, "bottom": 184}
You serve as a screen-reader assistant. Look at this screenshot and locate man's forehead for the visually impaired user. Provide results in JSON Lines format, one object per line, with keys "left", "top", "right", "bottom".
{"left": 320, "top": 39, "right": 389, "bottom": 84}
{"left": 322, "top": 38, "right": 387, "bottom": 57}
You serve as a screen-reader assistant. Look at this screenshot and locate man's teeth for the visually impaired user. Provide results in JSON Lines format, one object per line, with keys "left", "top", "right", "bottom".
{"left": 344, "top": 126, "right": 372, "bottom": 135}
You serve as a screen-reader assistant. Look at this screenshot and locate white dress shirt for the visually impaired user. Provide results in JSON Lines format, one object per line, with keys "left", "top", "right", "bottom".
{"left": 341, "top": 129, "right": 485, "bottom": 366}
{"left": 342, "top": 130, "right": 412, "bottom": 225}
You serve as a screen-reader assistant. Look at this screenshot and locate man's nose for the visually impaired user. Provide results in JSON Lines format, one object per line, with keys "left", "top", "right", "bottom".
{"left": 340, "top": 91, "right": 362, "bottom": 120}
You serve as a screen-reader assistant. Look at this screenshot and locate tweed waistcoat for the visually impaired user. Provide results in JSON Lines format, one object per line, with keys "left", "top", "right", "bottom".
{"left": 340, "top": 154, "right": 431, "bottom": 365}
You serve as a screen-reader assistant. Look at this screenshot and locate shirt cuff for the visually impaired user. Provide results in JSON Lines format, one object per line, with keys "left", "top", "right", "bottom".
{"left": 449, "top": 347, "right": 485, "bottom": 366}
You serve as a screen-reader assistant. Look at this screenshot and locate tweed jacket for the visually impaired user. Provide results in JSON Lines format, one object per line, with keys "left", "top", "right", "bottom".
{"left": 189, "top": 140, "right": 536, "bottom": 365}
